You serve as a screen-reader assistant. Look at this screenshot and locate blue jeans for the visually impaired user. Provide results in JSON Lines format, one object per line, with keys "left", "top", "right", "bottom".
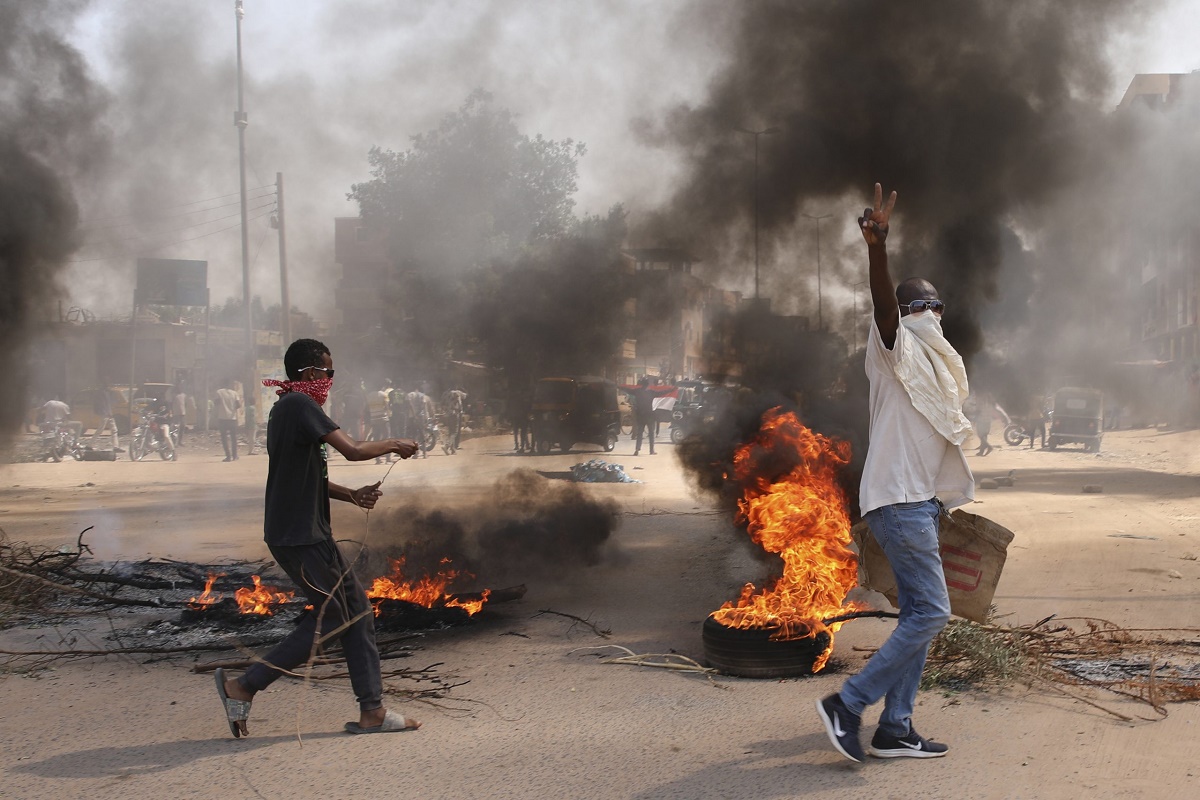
{"left": 840, "top": 499, "right": 951, "bottom": 737}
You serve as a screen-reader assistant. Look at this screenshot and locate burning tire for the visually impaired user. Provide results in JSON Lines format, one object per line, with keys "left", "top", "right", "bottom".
{"left": 702, "top": 614, "right": 832, "bottom": 678}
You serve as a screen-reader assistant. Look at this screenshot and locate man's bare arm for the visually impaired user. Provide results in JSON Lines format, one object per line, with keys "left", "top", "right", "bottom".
{"left": 321, "top": 428, "right": 419, "bottom": 462}
{"left": 329, "top": 480, "right": 382, "bottom": 508}
{"left": 860, "top": 183, "right": 900, "bottom": 350}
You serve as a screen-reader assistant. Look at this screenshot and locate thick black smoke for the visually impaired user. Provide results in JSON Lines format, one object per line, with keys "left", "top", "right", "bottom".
{"left": 643, "top": 0, "right": 1155, "bottom": 364}
{"left": 361, "top": 469, "right": 621, "bottom": 591}
{"left": 655, "top": 0, "right": 1178, "bottom": 518}
{"left": 1, "top": 3, "right": 109, "bottom": 441}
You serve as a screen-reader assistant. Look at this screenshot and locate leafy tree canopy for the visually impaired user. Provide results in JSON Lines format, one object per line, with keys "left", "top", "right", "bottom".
{"left": 348, "top": 89, "right": 586, "bottom": 272}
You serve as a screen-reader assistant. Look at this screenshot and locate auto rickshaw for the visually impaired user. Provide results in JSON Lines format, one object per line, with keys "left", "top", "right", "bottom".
{"left": 1048, "top": 387, "right": 1104, "bottom": 452}
{"left": 532, "top": 376, "right": 621, "bottom": 455}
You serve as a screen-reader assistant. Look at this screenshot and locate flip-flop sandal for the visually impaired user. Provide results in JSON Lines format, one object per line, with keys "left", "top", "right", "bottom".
{"left": 344, "top": 709, "right": 421, "bottom": 734}
{"left": 215, "top": 668, "right": 252, "bottom": 738}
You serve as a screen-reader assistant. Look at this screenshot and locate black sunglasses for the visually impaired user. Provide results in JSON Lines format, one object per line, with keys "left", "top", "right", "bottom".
{"left": 305, "top": 366, "right": 335, "bottom": 378}
{"left": 901, "top": 300, "right": 946, "bottom": 314}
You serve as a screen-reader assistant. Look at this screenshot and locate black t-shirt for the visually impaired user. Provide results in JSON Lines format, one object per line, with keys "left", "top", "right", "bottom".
{"left": 263, "top": 392, "right": 340, "bottom": 546}
{"left": 631, "top": 387, "right": 654, "bottom": 420}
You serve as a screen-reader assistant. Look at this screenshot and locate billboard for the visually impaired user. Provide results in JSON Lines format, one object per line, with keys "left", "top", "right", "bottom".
{"left": 135, "top": 258, "right": 208, "bottom": 307}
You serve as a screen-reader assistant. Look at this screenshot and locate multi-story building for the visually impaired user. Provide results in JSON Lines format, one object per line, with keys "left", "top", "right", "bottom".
{"left": 1118, "top": 72, "right": 1200, "bottom": 365}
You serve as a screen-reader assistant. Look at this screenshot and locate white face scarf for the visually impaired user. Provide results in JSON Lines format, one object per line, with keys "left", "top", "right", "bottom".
{"left": 894, "top": 311, "right": 974, "bottom": 446}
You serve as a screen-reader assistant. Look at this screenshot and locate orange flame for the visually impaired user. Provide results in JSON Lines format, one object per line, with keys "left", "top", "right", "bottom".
{"left": 710, "top": 408, "right": 861, "bottom": 672}
{"left": 367, "top": 557, "right": 488, "bottom": 616}
{"left": 234, "top": 575, "right": 295, "bottom": 616}
{"left": 186, "top": 572, "right": 225, "bottom": 607}
{"left": 445, "top": 589, "right": 491, "bottom": 615}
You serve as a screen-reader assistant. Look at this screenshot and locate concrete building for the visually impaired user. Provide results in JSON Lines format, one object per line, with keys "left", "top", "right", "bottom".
{"left": 1118, "top": 72, "right": 1200, "bottom": 365}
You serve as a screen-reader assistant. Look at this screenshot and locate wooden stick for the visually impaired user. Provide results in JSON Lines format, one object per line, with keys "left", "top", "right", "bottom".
{"left": 0, "top": 565, "right": 178, "bottom": 608}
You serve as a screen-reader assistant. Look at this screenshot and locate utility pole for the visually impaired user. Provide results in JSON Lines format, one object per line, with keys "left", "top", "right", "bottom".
{"left": 800, "top": 212, "right": 832, "bottom": 330}
{"left": 234, "top": 0, "right": 255, "bottom": 444}
{"left": 736, "top": 126, "right": 779, "bottom": 300}
{"left": 275, "top": 172, "right": 291, "bottom": 346}
{"left": 852, "top": 280, "right": 867, "bottom": 352}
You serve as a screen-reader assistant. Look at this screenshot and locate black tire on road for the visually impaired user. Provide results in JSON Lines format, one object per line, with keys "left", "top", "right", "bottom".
{"left": 670, "top": 426, "right": 686, "bottom": 445}
{"left": 604, "top": 430, "right": 617, "bottom": 452}
{"left": 537, "top": 439, "right": 552, "bottom": 456}
{"left": 701, "top": 615, "right": 833, "bottom": 678}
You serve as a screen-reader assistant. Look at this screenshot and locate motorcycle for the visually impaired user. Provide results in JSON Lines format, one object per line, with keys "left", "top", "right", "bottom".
{"left": 1002, "top": 420, "right": 1028, "bottom": 447}
{"left": 129, "top": 412, "right": 177, "bottom": 461}
{"left": 40, "top": 422, "right": 83, "bottom": 462}
{"left": 419, "top": 415, "right": 439, "bottom": 455}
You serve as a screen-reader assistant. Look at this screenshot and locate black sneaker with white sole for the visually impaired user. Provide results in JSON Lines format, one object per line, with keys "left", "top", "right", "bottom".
{"left": 815, "top": 693, "right": 864, "bottom": 763}
{"left": 868, "top": 727, "right": 949, "bottom": 758}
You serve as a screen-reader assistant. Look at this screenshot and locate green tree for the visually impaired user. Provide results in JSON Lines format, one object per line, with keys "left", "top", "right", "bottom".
{"left": 347, "top": 91, "right": 596, "bottom": 376}
{"left": 349, "top": 89, "right": 585, "bottom": 273}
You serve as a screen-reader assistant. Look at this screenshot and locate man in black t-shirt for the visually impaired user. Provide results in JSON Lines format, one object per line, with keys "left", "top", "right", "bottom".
{"left": 215, "top": 338, "right": 421, "bottom": 738}
{"left": 631, "top": 376, "right": 656, "bottom": 456}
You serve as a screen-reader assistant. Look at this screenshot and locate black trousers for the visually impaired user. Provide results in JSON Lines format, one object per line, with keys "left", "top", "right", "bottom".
{"left": 634, "top": 417, "right": 655, "bottom": 453}
{"left": 240, "top": 538, "right": 383, "bottom": 711}
{"left": 218, "top": 419, "right": 238, "bottom": 458}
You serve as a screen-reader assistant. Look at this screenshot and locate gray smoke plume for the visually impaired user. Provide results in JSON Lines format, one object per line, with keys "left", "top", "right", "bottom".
{"left": 640, "top": 0, "right": 1157, "bottom": 368}
{"left": 1, "top": 2, "right": 109, "bottom": 440}
{"left": 657, "top": 0, "right": 1186, "bottom": 517}
{"left": 362, "top": 470, "right": 621, "bottom": 591}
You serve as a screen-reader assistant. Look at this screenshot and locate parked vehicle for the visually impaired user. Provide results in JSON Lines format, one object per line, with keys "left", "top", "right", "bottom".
{"left": 129, "top": 406, "right": 177, "bottom": 461}
{"left": 40, "top": 422, "right": 83, "bottom": 462}
{"left": 1048, "top": 387, "right": 1104, "bottom": 452}
{"left": 69, "top": 387, "right": 133, "bottom": 435}
{"left": 532, "top": 377, "right": 621, "bottom": 455}
{"left": 669, "top": 382, "right": 734, "bottom": 445}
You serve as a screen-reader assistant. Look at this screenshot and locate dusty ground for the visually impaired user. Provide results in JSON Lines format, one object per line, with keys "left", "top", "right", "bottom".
{"left": 1, "top": 425, "right": 1198, "bottom": 800}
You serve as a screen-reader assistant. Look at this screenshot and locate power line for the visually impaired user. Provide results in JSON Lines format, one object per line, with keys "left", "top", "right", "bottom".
{"left": 78, "top": 189, "right": 277, "bottom": 232}
{"left": 77, "top": 185, "right": 277, "bottom": 227}
{"left": 78, "top": 199, "right": 276, "bottom": 243}
{"left": 65, "top": 208, "right": 276, "bottom": 263}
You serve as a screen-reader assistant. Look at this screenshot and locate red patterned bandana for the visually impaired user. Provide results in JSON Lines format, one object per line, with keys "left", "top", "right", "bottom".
{"left": 263, "top": 377, "right": 333, "bottom": 407}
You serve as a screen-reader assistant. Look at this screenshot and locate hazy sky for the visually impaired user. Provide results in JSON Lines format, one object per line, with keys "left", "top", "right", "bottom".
{"left": 59, "top": 0, "right": 1199, "bottom": 324}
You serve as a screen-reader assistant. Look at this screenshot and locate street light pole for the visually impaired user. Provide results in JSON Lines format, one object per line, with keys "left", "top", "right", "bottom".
{"left": 852, "top": 280, "right": 867, "bottom": 351}
{"left": 800, "top": 212, "right": 832, "bottom": 330}
{"left": 234, "top": 0, "right": 255, "bottom": 445}
{"left": 736, "top": 126, "right": 779, "bottom": 300}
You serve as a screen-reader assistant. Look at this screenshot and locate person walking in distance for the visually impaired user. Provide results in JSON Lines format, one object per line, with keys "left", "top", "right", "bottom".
{"left": 973, "top": 394, "right": 995, "bottom": 456}
{"left": 171, "top": 384, "right": 192, "bottom": 447}
{"left": 406, "top": 384, "right": 435, "bottom": 458}
{"left": 214, "top": 338, "right": 421, "bottom": 737}
{"left": 214, "top": 379, "right": 242, "bottom": 462}
{"left": 815, "top": 185, "right": 975, "bottom": 763}
{"left": 366, "top": 381, "right": 392, "bottom": 464}
{"left": 1027, "top": 395, "right": 1049, "bottom": 449}
{"left": 442, "top": 386, "right": 467, "bottom": 454}
{"left": 631, "top": 376, "right": 656, "bottom": 456}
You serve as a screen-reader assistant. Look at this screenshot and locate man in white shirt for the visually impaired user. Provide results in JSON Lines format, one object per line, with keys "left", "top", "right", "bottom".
{"left": 214, "top": 380, "right": 242, "bottom": 462}
{"left": 42, "top": 397, "right": 70, "bottom": 424}
{"left": 816, "top": 185, "right": 974, "bottom": 764}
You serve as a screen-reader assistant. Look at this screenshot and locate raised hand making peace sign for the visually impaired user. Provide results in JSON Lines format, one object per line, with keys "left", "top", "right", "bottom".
{"left": 859, "top": 183, "right": 897, "bottom": 246}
